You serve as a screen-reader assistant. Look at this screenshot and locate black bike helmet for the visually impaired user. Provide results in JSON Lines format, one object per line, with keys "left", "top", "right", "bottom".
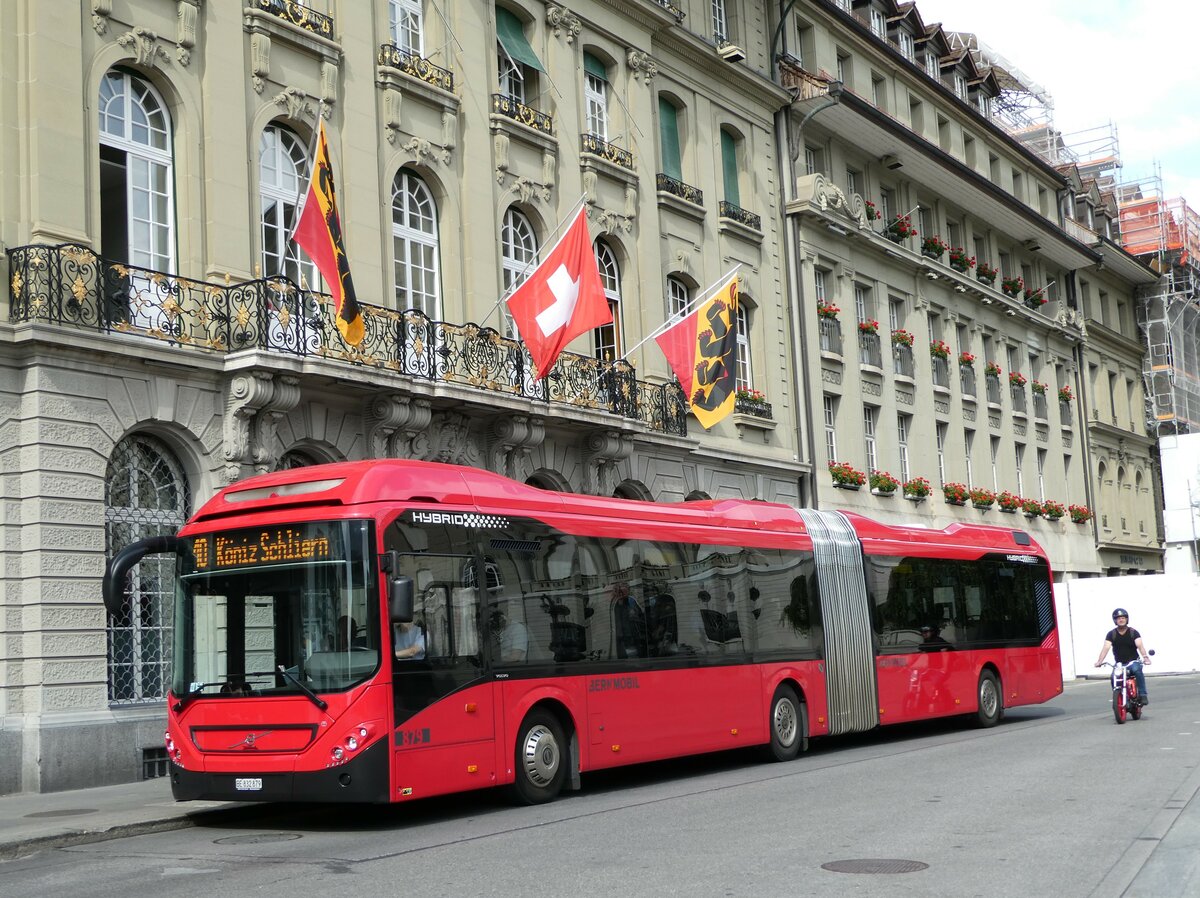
{"left": 1112, "top": 607, "right": 1129, "bottom": 622}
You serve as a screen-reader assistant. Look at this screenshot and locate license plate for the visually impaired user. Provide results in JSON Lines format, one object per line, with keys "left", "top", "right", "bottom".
{"left": 234, "top": 777, "right": 263, "bottom": 791}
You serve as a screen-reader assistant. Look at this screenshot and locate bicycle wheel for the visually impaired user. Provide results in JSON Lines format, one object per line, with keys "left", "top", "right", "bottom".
{"left": 1129, "top": 681, "right": 1142, "bottom": 720}
{"left": 1113, "top": 687, "right": 1126, "bottom": 724}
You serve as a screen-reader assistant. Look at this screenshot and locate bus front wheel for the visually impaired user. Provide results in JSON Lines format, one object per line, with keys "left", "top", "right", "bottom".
{"left": 767, "top": 685, "right": 806, "bottom": 762}
{"left": 512, "top": 709, "right": 568, "bottom": 804}
{"left": 975, "top": 671, "right": 1003, "bottom": 728}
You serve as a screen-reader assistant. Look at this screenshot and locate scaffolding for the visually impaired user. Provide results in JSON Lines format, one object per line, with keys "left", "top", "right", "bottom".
{"left": 1120, "top": 169, "right": 1200, "bottom": 435}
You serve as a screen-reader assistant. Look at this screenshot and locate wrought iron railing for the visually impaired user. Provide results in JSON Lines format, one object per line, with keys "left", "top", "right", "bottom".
{"left": 1033, "top": 393, "right": 1049, "bottom": 420}
{"left": 1060, "top": 400, "right": 1073, "bottom": 426}
{"left": 735, "top": 399, "right": 774, "bottom": 420}
{"left": 656, "top": 173, "right": 703, "bottom": 206}
{"left": 256, "top": 0, "right": 334, "bottom": 37}
{"left": 581, "top": 133, "right": 634, "bottom": 169}
{"left": 492, "top": 94, "right": 553, "bottom": 133}
{"left": 719, "top": 200, "right": 762, "bottom": 232}
{"left": 649, "top": 0, "right": 686, "bottom": 22}
{"left": 893, "top": 344, "right": 914, "bottom": 378}
{"left": 931, "top": 357, "right": 950, "bottom": 388}
{"left": 8, "top": 243, "right": 686, "bottom": 435}
{"left": 858, "top": 332, "right": 882, "bottom": 368}
{"left": 960, "top": 365, "right": 977, "bottom": 397}
{"left": 1010, "top": 385, "right": 1027, "bottom": 414}
{"left": 818, "top": 318, "right": 842, "bottom": 355}
{"left": 378, "top": 43, "right": 454, "bottom": 92}
{"left": 986, "top": 374, "right": 1002, "bottom": 404}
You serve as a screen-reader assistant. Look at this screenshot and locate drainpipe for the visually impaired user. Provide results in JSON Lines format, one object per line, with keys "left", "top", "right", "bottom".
{"left": 773, "top": 56, "right": 842, "bottom": 508}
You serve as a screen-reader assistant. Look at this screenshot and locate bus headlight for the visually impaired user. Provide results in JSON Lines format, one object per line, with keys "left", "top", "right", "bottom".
{"left": 331, "top": 746, "right": 344, "bottom": 762}
{"left": 346, "top": 736, "right": 359, "bottom": 751}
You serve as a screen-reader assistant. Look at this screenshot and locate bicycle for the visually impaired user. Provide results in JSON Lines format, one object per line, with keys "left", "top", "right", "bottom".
{"left": 1103, "top": 649, "right": 1154, "bottom": 724}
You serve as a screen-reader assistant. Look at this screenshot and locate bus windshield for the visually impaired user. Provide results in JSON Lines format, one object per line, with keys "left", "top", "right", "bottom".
{"left": 171, "top": 519, "right": 378, "bottom": 700}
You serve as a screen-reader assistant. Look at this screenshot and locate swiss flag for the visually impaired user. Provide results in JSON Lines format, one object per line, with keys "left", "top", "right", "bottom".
{"left": 506, "top": 208, "right": 612, "bottom": 380}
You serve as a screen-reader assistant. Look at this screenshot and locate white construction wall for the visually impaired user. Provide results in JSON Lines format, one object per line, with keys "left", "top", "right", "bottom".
{"left": 1059, "top": 574, "right": 1200, "bottom": 681}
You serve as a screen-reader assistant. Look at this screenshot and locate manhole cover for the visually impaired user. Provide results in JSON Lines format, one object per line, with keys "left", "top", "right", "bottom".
{"left": 24, "top": 808, "right": 98, "bottom": 819}
{"left": 822, "top": 859, "right": 929, "bottom": 875}
{"left": 213, "top": 833, "right": 302, "bottom": 845}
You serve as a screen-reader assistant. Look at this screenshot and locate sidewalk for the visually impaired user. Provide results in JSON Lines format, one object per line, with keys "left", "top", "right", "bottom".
{"left": 0, "top": 776, "right": 244, "bottom": 860}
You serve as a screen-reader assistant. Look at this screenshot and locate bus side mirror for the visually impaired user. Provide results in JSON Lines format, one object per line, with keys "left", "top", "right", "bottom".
{"left": 389, "top": 575, "right": 414, "bottom": 623}
{"left": 102, "top": 536, "right": 183, "bottom": 615}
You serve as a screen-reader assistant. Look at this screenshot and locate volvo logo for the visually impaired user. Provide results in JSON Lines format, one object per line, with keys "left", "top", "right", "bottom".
{"left": 229, "top": 730, "right": 272, "bottom": 750}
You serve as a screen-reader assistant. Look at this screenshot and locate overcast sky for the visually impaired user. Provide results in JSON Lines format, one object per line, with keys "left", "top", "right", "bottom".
{"left": 910, "top": 0, "right": 1200, "bottom": 206}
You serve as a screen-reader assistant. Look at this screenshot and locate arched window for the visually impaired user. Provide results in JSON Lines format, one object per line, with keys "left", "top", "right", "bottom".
{"left": 594, "top": 240, "right": 621, "bottom": 360}
{"left": 259, "top": 124, "right": 315, "bottom": 287}
{"left": 99, "top": 70, "right": 174, "bottom": 271}
{"left": 277, "top": 449, "right": 319, "bottom": 470}
{"left": 105, "top": 434, "right": 190, "bottom": 704}
{"left": 501, "top": 206, "right": 538, "bottom": 337}
{"left": 392, "top": 170, "right": 440, "bottom": 316}
{"left": 667, "top": 275, "right": 690, "bottom": 318}
{"left": 389, "top": 0, "right": 423, "bottom": 54}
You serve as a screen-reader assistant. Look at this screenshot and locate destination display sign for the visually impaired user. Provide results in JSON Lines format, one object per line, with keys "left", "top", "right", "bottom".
{"left": 188, "top": 525, "right": 334, "bottom": 573}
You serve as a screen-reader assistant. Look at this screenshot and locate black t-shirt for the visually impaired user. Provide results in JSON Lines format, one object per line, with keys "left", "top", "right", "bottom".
{"left": 1106, "top": 626, "right": 1141, "bottom": 664}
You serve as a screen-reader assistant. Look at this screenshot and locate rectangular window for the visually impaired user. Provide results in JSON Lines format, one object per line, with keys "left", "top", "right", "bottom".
{"left": 937, "top": 115, "right": 951, "bottom": 151}
{"left": 805, "top": 144, "right": 824, "bottom": 176}
{"left": 898, "top": 414, "right": 911, "bottom": 483}
{"left": 999, "top": 251, "right": 1012, "bottom": 278}
{"left": 977, "top": 94, "right": 991, "bottom": 117}
{"left": 872, "top": 74, "right": 885, "bottom": 109}
{"left": 712, "top": 0, "right": 728, "bottom": 42}
{"left": 909, "top": 96, "right": 924, "bottom": 133}
{"left": 1037, "top": 448, "right": 1047, "bottom": 499}
{"left": 925, "top": 52, "right": 939, "bottom": 79}
{"left": 836, "top": 52, "right": 848, "bottom": 84}
{"left": 735, "top": 307, "right": 752, "bottom": 391}
{"left": 855, "top": 284, "right": 870, "bottom": 322}
{"left": 888, "top": 297, "right": 903, "bottom": 332}
{"left": 814, "top": 269, "right": 827, "bottom": 303}
{"left": 846, "top": 167, "right": 861, "bottom": 197}
{"left": 1015, "top": 443, "right": 1025, "bottom": 497}
{"left": 1012, "top": 171, "right": 1024, "bottom": 203}
{"left": 824, "top": 396, "right": 838, "bottom": 462}
{"left": 584, "top": 69, "right": 608, "bottom": 139}
{"left": 898, "top": 31, "right": 915, "bottom": 61}
{"left": 947, "top": 220, "right": 962, "bottom": 250}
{"left": 964, "top": 429, "right": 975, "bottom": 486}
{"left": 989, "top": 153, "right": 1001, "bottom": 184}
{"left": 954, "top": 73, "right": 967, "bottom": 99}
{"left": 918, "top": 206, "right": 933, "bottom": 240}
{"left": 964, "top": 134, "right": 976, "bottom": 168}
{"left": 973, "top": 235, "right": 987, "bottom": 267}
{"left": 870, "top": 8, "right": 887, "bottom": 37}
{"left": 880, "top": 188, "right": 893, "bottom": 222}
{"left": 864, "top": 406, "right": 878, "bottom": 473}
{"left": 936, "top": 423, "right": 947, "bottom": 487}
{"left": 990, "top": 435, "right": 1000, "bottom": 491}
{"left": 390, "top": 0, "right": 424, "bottom": 54}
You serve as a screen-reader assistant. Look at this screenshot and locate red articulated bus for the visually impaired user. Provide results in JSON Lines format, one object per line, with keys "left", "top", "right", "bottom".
{"left": 104, "top": 460, "right": 1062, "bottom": 805}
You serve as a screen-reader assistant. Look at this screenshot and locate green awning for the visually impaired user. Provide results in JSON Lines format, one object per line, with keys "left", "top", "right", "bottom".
{"left": 658, "top": 97, "right": 682, "bottom": 181}
{"left": 497, "top": 8, "right": 544, "bottom": 74}
{"left": 583, "top": 52, "right": 607, "bottom": 81}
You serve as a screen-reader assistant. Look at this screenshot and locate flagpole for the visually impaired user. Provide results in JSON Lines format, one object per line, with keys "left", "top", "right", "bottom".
{"left": 620, "top": 264, "right": 742, "bottom": 361}
{"left": 485, "top": 193, "right": 588, "bottom": 326}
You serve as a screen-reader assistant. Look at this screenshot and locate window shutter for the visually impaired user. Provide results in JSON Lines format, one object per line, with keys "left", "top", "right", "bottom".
{"left": 496, "top": 8, "right": 545, "bottom": 73}
{"left": 658, "top": 98, "right": 682, "bottom": 181}
{"left": 583, "top": 52, "right": 607, "bottom": 81}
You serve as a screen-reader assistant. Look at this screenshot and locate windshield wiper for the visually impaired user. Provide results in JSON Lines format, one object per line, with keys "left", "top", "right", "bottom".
{"left": 276, "top": 664, "right": 328, "bottom": 710}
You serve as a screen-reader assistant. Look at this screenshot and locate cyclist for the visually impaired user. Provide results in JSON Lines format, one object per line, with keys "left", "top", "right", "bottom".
{"left": 1094, "top": 607, "right": 1152, "bottom": 705}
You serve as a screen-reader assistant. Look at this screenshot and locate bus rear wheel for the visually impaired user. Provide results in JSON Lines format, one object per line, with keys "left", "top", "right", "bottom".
{"left": 975, "top": 671, "right": 1002, "bottom": 728}
{"left": 767, "top": 685, "right": 806, "bottom": 762}
{"left": 512, "top": 709, "right": 567, "bottom": 804}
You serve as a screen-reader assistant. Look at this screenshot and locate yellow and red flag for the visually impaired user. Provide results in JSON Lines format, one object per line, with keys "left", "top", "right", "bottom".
{"left": 294, "top": 121, "right": 363, "bottom": 346}
{"left": 654, "top": 275, "right": 738, "bottom": 429}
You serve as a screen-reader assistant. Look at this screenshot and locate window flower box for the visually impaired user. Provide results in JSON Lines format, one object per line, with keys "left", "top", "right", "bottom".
{"left": 891, "top": 329, "right": 914, "bottom": 347}
{"left": 1001, "top": 275, "right": 1025, "bottom": 298}
{"left": 817, "top": 303, "right": 840, "bottom": 320}
{"left": 864, "top": 200, "right": 882, "bottom": 221}
{"left": 1069, "top": 504, "right": 1092, "bottom": 523}
{"left": 976, "top": 262, "right": 998, "bottom": 284}
{"left": 883, "top": 214, "right": 916, "bottom": 242}
{"left": 1058, "top": 385, "right": 1074, "bottom": 403}
{"left": 948, "top": 248, "right": 975, "bottom": 272}
{"left": 903, "top": 476, "right": 931, "bottom": 500}
{"left": 959, "top": 351, "right": 976, "bottom": 368}
{"left": 1021, "top": 497, "right": 1043, "bottom": 517}
{"left": 985, "top": 361, "right": 1002, "bottom": 378}
{"left": 1008, "top": 371, "right": 1027, "bottom": 388}
{"left": 1024, "top": 287, "right": 1048, "bottom": 309}
{"left": 943, "top": 481, "right": 968, "bottom": 505}
{"left": 930, "top": 339, "right": 951, "bottom": 361}
{"left": 921, "top": 235, "right": 948, "bottom": 259}
{"left": 1042, "top": 500, "right": 1065, "bottom": 520}
{"left": 829, "top": 461, "right": 866, "bottom": 489}
{"left": 858, "top": 319, "right": 880, "bottom": 335}
{"left": 1031, "top": 380, "right": 1047, "bottom": 396}
{"left": 997, "top": 490, "right": 1021, "bottom": 513}
{"left": 869, "top": 470, "right": 900, "bottom": 495}
{"left": 969, "top": 488, "right": 995, "bottom": 509}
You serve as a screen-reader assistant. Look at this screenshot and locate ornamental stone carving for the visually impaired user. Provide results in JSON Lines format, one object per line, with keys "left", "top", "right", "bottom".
{"left": 546, "top": 5, "right": 581, "bottom": 43}
{"left": 489, "top": 415, "right": 545, "bottom": 480}
{"left": 364, "top": 394, "right": 432, "bottom": 459}
{"left": 626, "top": 49, "right": 657, "bottom": 85}
{"left": 792, "top": 173, "right": 872, "bottom": 228}
{"left": 272, "top": 87, "right": 314, "bottom": 122}
{"left": 222, "top": 372, "right": 302, "bottom": 482}
{"left": 176, "top": 1, "right": 200, "bottom": 66}
{"left": 401, "top": 136, "right": 451, "bottom": 167}
{"left": 92, "top": 0, "right": 112, "bottom": 35}
{"left": 581, "top": 430, "right": 634, "bottom": 496}
{"left": 251, "top": 32, "right": 270, "bottom": 93}
{"left": 383, "top": 87, "right": 402, "bottom": 144}
{"left": 116, "top": 28, "right": 170, "bottom": 68}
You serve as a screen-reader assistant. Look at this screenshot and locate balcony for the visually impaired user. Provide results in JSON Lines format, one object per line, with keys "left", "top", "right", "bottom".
{"left": 1033, "top": 392, "right": 1049, "bottom": 420}
{"left": 1010, "top": 385, "right": 1027, "bottom": 415}
{"left": 656, "top": 173, "right": 703, "bottom": 207}
{"left": 818, "top": 318, "right": 842, "bottom": 356}
{"left": 986, "top": 374, "right": 1002, "bottom": 405}
{"left": 931, "top": 357, "right": 950, "bottom": 389}
{"left": 892, "top": 344, "right": 914, "bottom": 378}
{"left": 858, "top": 332, "right": 882, "bottom": 369}
{"left": 960, "top": 365, "right": 977, "bottom": 398}
{"left": 719, "top": 200, "right": 761, "bottom": 233}
{"left": 581, "top": 133, "right": 633, "bottom": 170}
{"left": 1060, "top": 400, "right": 1073, "bottom": 427}
{"left": 491, "top": 94, "right": 553, "bottom": 133}
{"left": 648, "top": 0, "right": 686, "bottom": 22}
{"left": 255, "top": 0, "right": 334, "bottom": 38}
{"left": 734, "top": 398, "right": 774, "bottom": 420}
{"left": 378, "top": 43, "right": 454, "bottom": 92}
{"left": 8, "top": 243, "right": 686, "bottom": 436}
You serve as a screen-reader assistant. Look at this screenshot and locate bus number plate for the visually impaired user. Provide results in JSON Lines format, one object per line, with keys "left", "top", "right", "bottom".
{"left": 235, "top": 777, "right": 263, "bottom": 792}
